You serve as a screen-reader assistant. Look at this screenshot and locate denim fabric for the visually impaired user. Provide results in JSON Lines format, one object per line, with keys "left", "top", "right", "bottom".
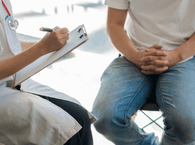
{"left": 92, "top": 56, "right": 195, "bottom": 145}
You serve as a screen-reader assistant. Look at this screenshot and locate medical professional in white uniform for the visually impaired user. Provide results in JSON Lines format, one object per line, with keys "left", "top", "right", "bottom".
{"left": 0, "top": 0, "right": 96, "bottom": 145}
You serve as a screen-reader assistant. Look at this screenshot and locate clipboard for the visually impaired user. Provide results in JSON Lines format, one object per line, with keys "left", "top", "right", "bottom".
{"left": 12, "top": 24, "right": 88, "bottom": 88}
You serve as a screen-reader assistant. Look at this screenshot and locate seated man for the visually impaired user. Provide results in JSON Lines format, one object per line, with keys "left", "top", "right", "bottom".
{"left": 92, "top": 0, "right": 195, "bottom": 145}
{"left": 0, "top": 0, "right": 96, "bottom": 144}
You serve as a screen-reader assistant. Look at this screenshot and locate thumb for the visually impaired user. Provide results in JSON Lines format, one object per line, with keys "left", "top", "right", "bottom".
{"left": 145, "top": 44, "right": 163, "bottom": 52}
{"left": 152, "top": 44, "right": 163, "bottom": 49}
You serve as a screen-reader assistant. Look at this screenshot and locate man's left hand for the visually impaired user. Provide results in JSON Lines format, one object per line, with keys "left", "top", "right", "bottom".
{"left": 140, "top": 46, "right": 180, "bottom": 75}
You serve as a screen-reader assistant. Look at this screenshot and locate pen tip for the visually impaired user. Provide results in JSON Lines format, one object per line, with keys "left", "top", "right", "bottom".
{"left": 39, "top": 27, "right": 43, "bottom": 31}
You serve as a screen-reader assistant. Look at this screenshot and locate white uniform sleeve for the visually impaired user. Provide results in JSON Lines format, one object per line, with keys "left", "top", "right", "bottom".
{"left": 105, "top": 0, "right": 129, "bottom": 10}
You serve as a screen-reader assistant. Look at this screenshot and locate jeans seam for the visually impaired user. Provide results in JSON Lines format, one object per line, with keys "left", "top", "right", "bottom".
{"left": 158, "top": 79, "right": 167, "bottom": 120}
{"left": 124, "top": 77, "right": 148, "bottom": 120}
{"left": 124, "top": 76, "right": 149, "bottom": 139}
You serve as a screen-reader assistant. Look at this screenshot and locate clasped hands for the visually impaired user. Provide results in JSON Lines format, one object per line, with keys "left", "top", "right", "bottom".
{"left": 134, "top": 44, "right": 178, "bottom": 75}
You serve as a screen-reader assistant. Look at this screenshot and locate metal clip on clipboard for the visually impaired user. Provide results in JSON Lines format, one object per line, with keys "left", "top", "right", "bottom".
{"left": 78, "top": 25, "right": 87, "bottom": 39}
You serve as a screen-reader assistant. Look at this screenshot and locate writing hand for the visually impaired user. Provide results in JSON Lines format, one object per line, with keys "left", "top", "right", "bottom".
{"left": 38, "top": 26, "right": 69, "bottom": 56}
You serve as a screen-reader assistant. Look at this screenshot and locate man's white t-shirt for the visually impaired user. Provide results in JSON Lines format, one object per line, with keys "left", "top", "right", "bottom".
{"left": 105, "top": 0, "right": 195, "bottom": 62}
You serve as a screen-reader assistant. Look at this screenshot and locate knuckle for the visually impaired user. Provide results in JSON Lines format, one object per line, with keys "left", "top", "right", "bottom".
{"left": 164, "top": 66, "right": 169, "bottom": 70}
{"left": 61, "top": 39, "right": 65, "bottom": 45}
{"left": 64, "top": 33, "right": 69, "bottom": 39}
{"left": 65, "top": 36, "right": 69, "bottom": 41}
{"left": 62, "top": 27, "right": 68, "bottom": 33}
{"left": 64, "top": 27, "right": 68, "bottom": 32}
{"left": 60, "top": 43, "right": 64, "bottom": 48}
{"left": 147, "top": 65, "right": 152, "bottom": 69}
{"left": 54, "top": 26, "right": 60, "bottom": 30}
{"left": 154, "top": 60, "right": 158, "bottom": 65}
{"left": 160, "top": 61, "right": 165, "bottom": 65}
{"left": 163, "top": 61, "right": 167, "bottom": 65}
{"left": 161, "top": 61, "right": 166, "bottom": 65}
{"left": 148, "top": 56, "right": 152, "bottom": 60}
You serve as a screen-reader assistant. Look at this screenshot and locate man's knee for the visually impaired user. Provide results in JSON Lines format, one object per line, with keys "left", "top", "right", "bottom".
{"left": 93, "top": 110, "right": 131, "bottom": 136}
{"left": 166, "top": 113, "right": 195, "bottom": 144}
{"left": 93, "top": 116, "right": 108, "bottom": 135}
{"left": 176, "top": 116, "right": 195, "bottom": 143}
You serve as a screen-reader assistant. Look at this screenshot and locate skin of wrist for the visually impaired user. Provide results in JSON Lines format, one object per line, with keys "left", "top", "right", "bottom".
{"left": 174, "top": 44, "right": 187, "bottom": 62}
{"left": 125, "top": 49, "right": 139, "bottom": 63}
{"left": 30, "top": 42, "right": 45, "bottom": 57}
{"left": 35, "top": 41, "right": 47, "bottom": 56}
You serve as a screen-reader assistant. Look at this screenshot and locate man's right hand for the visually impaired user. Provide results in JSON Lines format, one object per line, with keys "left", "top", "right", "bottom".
{"left": 132, "top": 44, "right": 169, "bottom": 75}
{"left": 38, "top": 26, "right": 69, "bottom": 56}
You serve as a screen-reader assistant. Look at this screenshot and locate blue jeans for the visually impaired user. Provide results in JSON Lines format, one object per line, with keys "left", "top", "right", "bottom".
{"left": 92, "top": 56, "right": 195, "bottom": 145}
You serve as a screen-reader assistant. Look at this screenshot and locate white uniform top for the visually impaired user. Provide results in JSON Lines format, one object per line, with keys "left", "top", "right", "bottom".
{"left": 105, "top": 0, "right": 195, "bottom": 62}
{"left": 0, "top": 0, "right": 19, "bottom": 86}
{"left": 0, "top": 0, "right": 96, "bottom": 144}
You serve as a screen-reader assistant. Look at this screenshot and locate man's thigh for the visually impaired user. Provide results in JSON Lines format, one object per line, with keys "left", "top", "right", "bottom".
{"left": 92, "top": 56, "right": 155, "bottom": 121}
{"left": 156, "top": 56, "right": 195, "bottom": 143}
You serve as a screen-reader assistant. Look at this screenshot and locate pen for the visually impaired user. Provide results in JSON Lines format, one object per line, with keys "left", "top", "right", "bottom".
{"left": 39, "top": 27, "right": 70, "bottom": 33}
{"left": 39, "top": 27, "right": 56, "bottom": 32}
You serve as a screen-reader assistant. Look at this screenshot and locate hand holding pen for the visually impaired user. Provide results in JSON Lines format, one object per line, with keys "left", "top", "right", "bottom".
{"left": 38, "top": 26, "right": 69, "bottom": 56}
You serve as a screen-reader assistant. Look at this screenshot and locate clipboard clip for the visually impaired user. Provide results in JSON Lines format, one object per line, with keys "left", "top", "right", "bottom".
{"left": 78, "top": 25, "right": 87, "bottom": 39}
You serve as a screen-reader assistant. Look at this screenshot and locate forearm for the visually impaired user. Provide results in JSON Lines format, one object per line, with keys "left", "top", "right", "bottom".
{"left": 0, "top": 27, "right": 69, "bottom": 80}
{"left": 20, "top": 41, "right": 37, "bottom": 51}
{"left": 0, "top": 43, "right": 42, "bottom": 80}
{"left": 107, "top": 23, "right": 138, "bottom": 62}
{"left": 175, "top": 33, "right": 195, "bottom": 61}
